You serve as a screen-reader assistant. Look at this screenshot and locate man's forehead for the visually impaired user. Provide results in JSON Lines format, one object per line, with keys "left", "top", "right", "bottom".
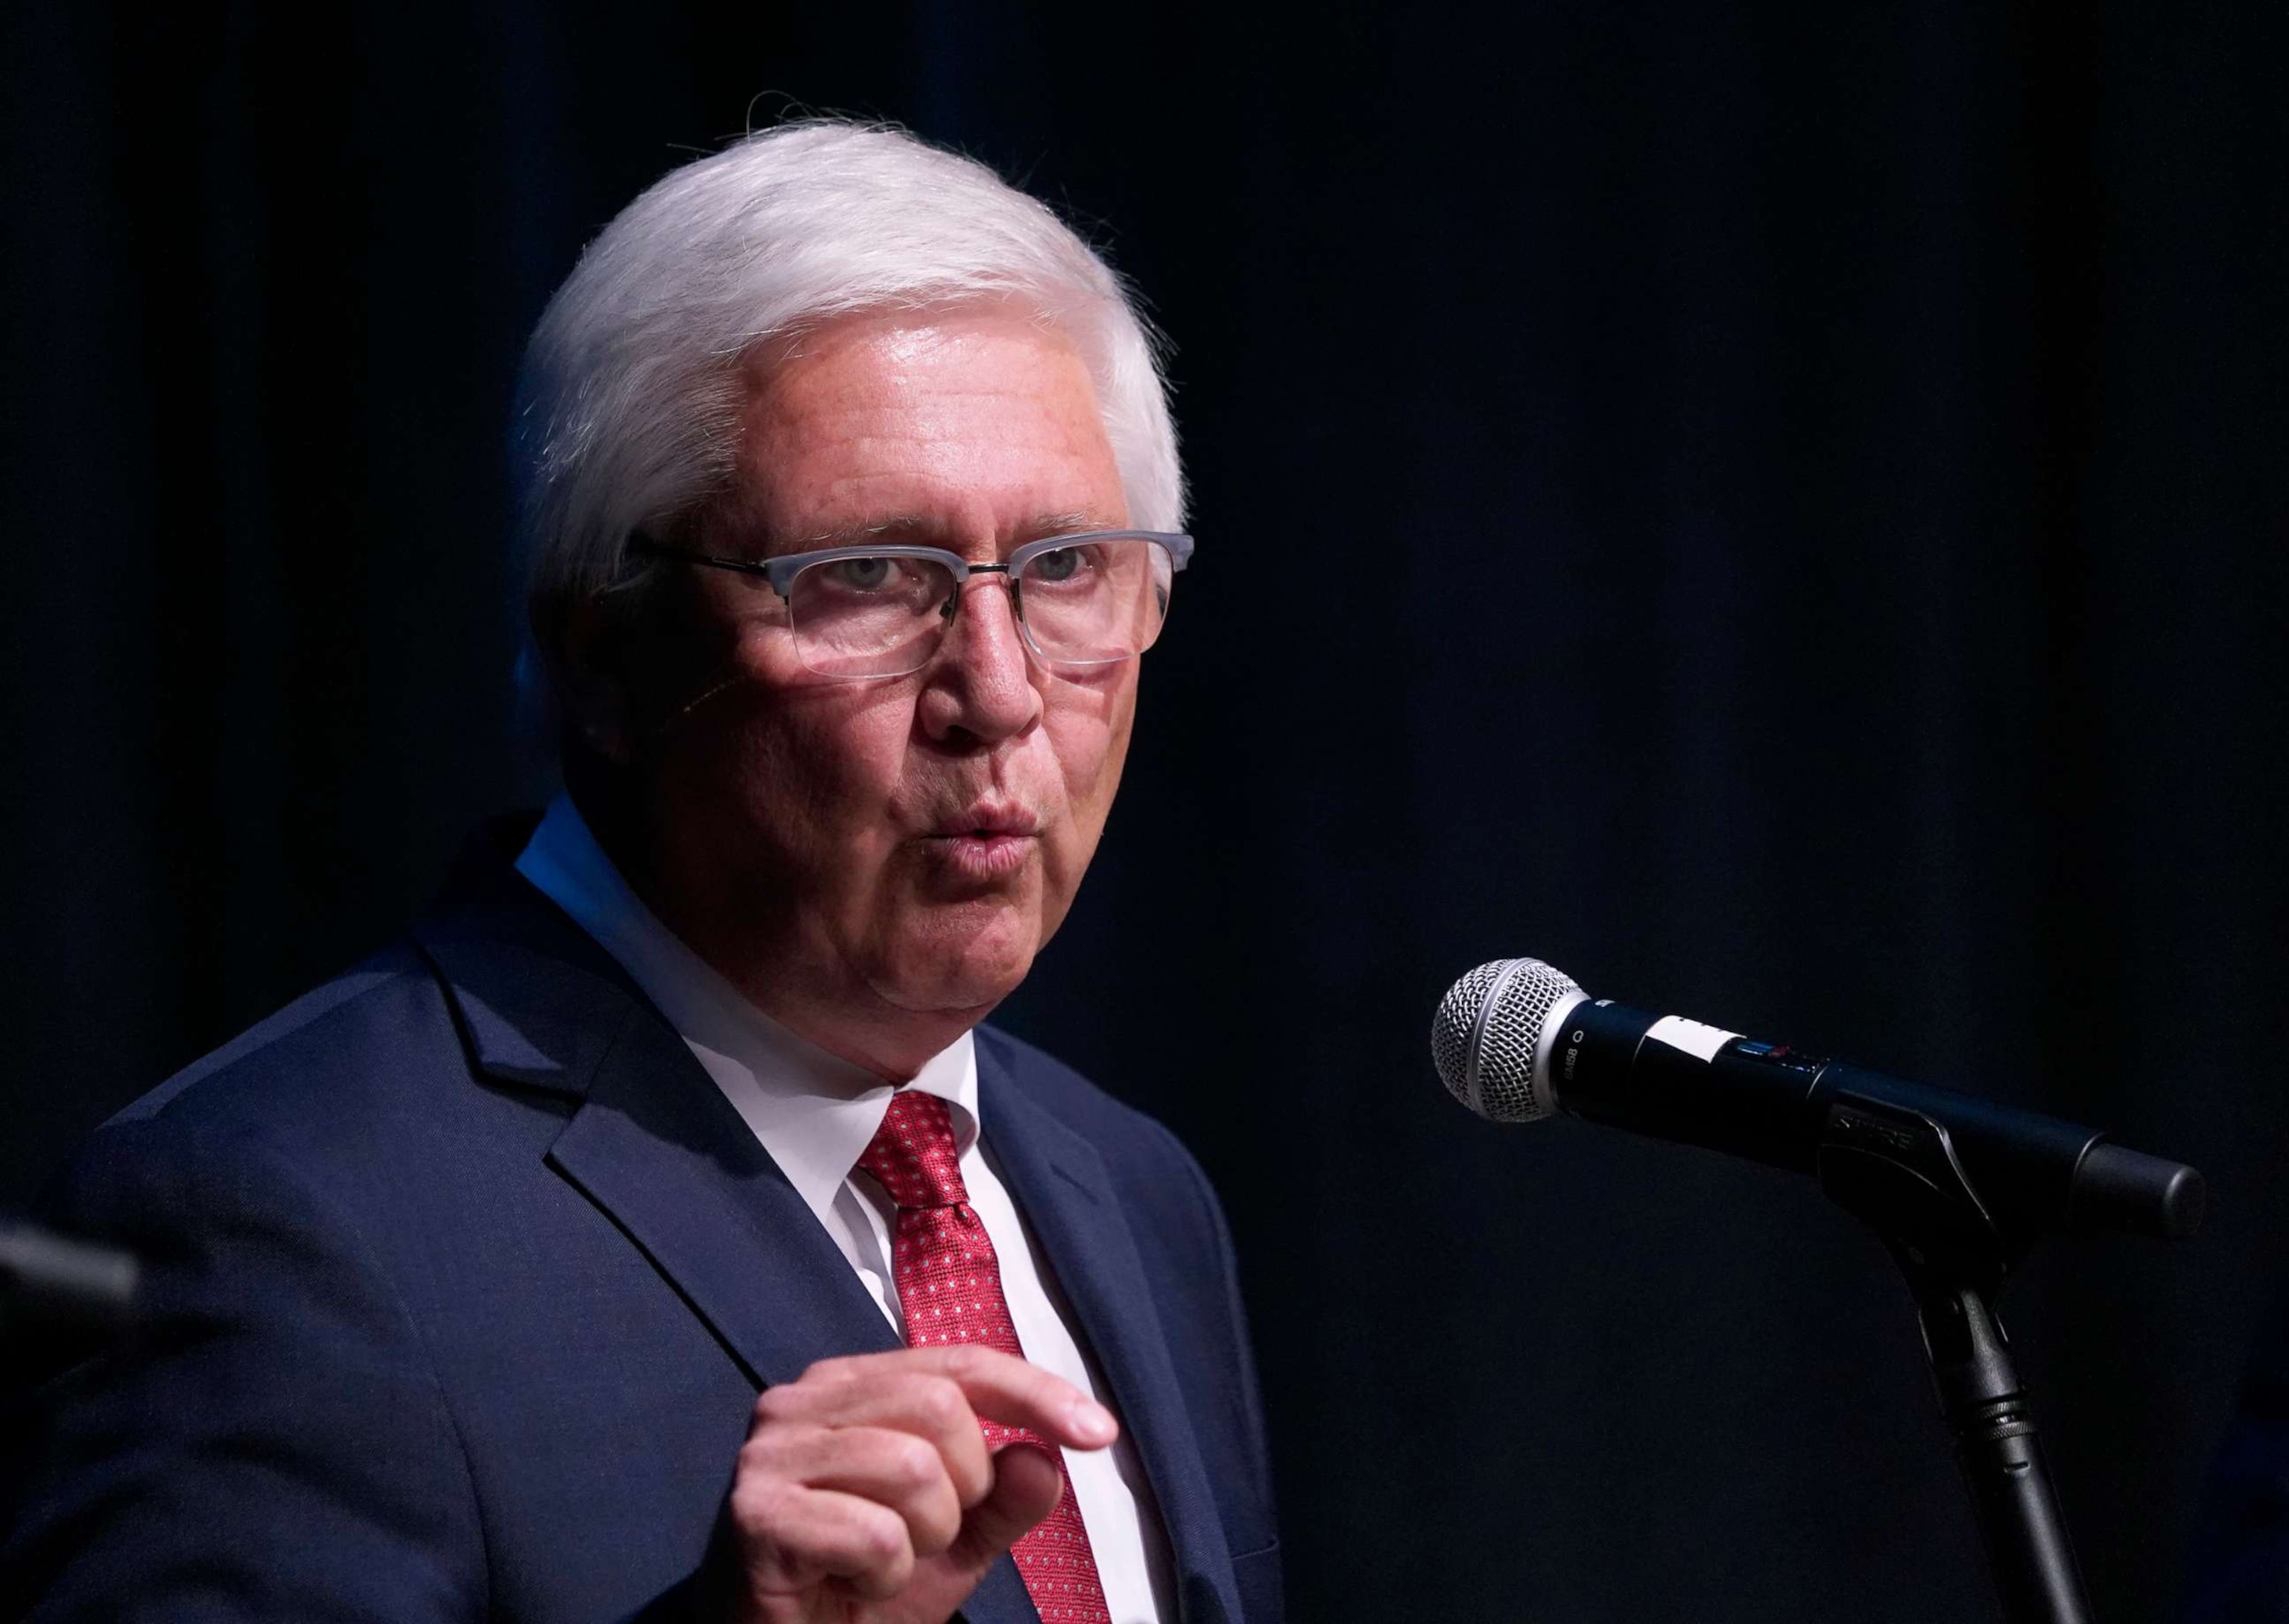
{"left": 712, "top": 308, "right": 1129, "bottom": 556}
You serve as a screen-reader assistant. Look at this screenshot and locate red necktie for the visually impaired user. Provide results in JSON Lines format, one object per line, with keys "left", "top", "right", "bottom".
{"left": 857, "top": 1089, "right": 1113, "bottom": 1624}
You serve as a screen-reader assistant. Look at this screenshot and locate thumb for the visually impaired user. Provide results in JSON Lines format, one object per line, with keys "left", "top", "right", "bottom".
{"left": 955, "top": 1444, "right": 1066, "bottom": 1562}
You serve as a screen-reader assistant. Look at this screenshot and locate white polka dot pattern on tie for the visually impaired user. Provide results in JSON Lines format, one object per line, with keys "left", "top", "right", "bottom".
{"left": 856, "top": 1090, "right": 1114, "bottom": 1624}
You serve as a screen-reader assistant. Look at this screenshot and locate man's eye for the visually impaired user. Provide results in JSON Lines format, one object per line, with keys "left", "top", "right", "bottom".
{"left": 1029, "top": 548, "right": 1085, "bottom": 583}
{"left": 829, "top": 556, "right": 896, "bottom": 591}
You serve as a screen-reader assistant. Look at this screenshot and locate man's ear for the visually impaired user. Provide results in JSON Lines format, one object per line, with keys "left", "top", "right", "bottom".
{"left": 551, "top": 596, "right": 636, "bottom": 766}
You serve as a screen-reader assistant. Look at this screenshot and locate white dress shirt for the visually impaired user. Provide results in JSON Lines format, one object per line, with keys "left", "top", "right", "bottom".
{"left": 516, "top": 794, "right": 1172, "bottom": 1622}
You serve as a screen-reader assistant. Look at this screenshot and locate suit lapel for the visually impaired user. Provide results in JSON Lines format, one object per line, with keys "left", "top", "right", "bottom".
{"left": 415, "top": 883, "right": 1041, "bottom": 1624}
{"left": 415, "top": 900, "right": 900, "bottom": 1389}
{"left": 979, "top": 1043, "right": 1239, "bottom": 1624}
{"left": 545, "top": 1010, "right": 904, "bottom": 1388}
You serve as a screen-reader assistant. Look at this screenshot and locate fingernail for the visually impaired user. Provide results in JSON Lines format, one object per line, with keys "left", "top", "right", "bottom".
{"left": 1069, "top": 1400, "right": 1116, "bottom": 1445}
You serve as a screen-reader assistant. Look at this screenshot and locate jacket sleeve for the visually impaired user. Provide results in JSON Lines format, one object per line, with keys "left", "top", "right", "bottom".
{"left": 2, "top": 1112, "right": 489, "bottom": 1623}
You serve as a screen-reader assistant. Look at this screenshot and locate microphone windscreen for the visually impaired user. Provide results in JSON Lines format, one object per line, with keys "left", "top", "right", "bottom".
{"left": 1432, "top": 957, "right": 1583, "bottom": 1123}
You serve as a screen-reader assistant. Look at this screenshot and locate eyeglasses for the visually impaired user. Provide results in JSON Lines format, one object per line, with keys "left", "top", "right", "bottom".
{"left": 629, "top": 530, "right": 1193, "bottom": 681}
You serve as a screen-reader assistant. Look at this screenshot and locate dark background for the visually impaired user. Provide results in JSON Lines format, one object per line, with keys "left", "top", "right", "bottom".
{"left": 4, "top": 1, "right": 2284, "bottom": 1619}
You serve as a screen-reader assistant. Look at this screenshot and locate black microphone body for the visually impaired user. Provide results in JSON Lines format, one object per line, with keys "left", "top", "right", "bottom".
{"left": 1437, "top": 960, "right": 2203, "bottom": 1246}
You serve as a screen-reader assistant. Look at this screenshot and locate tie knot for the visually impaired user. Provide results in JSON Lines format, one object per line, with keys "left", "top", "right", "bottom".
{"left": 857, "top": 1090, "right": 968, "bottom": 1209}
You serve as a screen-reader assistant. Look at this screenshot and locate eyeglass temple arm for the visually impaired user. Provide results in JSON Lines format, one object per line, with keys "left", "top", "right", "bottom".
{"left": 628, "top": 537, "right": 788, "bottom": 591}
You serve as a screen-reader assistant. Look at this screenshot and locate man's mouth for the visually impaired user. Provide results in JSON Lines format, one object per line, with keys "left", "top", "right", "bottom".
{"left": 917, "top": 805, "right": 1041, "bottom": 881}
{"left": 927, "top": 802, "right": 1041, "bottom": 840}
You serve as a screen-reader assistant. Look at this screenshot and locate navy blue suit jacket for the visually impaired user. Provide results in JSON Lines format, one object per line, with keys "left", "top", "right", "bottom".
{"left": 2, "top": 849, "right": 1281, "bottom": 1623}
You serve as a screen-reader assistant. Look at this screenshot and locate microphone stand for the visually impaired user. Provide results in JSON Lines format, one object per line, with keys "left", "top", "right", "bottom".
{"left": 1814, "top": 1096, "right": 2094, "bottom": 1624}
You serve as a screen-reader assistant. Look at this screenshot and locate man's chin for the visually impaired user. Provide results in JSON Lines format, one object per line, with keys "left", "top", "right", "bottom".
{"left": 864, "top": 924, "right": 1040, "bottom": 1020}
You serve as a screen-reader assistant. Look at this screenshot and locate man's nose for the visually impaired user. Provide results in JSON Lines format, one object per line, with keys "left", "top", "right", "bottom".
{"left": 918, "top": 574, "right": 1042, "bottom": 743}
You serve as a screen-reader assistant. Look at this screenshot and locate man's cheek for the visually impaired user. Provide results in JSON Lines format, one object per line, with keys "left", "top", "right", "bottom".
{"left": 758, "top": 722, "right": 893, "bottom": 834}
{"left": 1046, "top": 706, "right": 1121, "bottom": 794}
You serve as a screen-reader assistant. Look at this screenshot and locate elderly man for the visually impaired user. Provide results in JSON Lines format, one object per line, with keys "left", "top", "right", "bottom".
{"left": 2, "top": 124, "right": 1279, "bottom": 1624}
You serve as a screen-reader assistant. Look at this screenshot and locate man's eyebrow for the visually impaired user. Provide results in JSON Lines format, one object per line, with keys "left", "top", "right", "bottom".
{"left": 785, "top": 512, "right": 1117, "bottom": 551}
{"left": 1020, "top": 511, "right": 1109, "bottom": 539}
{"left": 786, "top": 516, "right": 932, "bottom": 551}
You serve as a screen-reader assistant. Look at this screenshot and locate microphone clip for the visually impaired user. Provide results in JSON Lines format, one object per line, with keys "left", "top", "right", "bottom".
{"left": 1814, "top": 1097, "right": 2094, "bottom": 1624}
{"left": 1816, "top": 1091, "right": 2020, "bottom": 1298}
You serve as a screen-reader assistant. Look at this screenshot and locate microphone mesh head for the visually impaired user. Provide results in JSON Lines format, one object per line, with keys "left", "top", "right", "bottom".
{"left": 1432, "top": 957, "right": 1583, "bottom": 1123}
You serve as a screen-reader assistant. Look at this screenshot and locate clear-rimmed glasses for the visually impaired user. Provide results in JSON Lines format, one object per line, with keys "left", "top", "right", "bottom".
{"left": 630, "top": 530, "right": 1193, "bottom": 681}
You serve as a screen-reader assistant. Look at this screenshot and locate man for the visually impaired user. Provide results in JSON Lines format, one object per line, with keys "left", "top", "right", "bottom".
{"left": 2, "top": 122, "right": 1280, "bottom": 1623}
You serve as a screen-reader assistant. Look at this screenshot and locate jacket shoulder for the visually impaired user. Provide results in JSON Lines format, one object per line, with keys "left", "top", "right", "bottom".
{"left": 58, "top": 936, "right": 566, "bottom": 1246}
{"left": 974, "top": 1023, "right": 1204, "bottom": 1175}
{"left": 972, "top": 1021, "right": 1238, "bottom": 1286}
{"left": 110, "top": 945, "right": 459, "bottom": 1132}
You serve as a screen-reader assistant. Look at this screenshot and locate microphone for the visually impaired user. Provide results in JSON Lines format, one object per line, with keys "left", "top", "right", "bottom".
{"left": 1431, "top": 958, "right": 2203, "bottom": 1244}
{"left": 0, "top": 1220, "right": 139, "bottom": 1333}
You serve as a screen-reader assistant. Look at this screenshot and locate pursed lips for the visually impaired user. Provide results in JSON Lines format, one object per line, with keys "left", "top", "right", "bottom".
{"left": 922, "top": 801, "right": 1041, "bottom": 840}
{"left": 913, "top": 802, "right": 1042, "bottom": 881}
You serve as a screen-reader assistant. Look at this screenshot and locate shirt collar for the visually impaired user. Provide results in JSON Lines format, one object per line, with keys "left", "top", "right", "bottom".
{"left": 513, "top": 792, "right": 980, "bottom": 1228}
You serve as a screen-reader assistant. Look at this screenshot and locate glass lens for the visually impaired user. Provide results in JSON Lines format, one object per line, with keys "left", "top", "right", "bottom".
{"left": 1016, "top": 538, "right": 1168, "bottom": 664}
{"left": 788, "top": 554, "right": 957, "bottom": 678}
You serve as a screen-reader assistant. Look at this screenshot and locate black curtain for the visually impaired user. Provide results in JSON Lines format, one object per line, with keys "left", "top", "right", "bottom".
{"left": 4, "top": 2, "right": 2283, "bottom": 1619}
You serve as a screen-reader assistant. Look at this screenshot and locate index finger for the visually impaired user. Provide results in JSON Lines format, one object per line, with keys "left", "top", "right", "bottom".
{"left": 814, "top": 1346, "right": 1119, "bottom": 1450}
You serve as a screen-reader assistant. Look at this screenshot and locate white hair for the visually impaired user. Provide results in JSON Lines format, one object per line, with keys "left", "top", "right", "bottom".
{"left": 513, "top": 119, "right": 1183, "bottom": 669}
